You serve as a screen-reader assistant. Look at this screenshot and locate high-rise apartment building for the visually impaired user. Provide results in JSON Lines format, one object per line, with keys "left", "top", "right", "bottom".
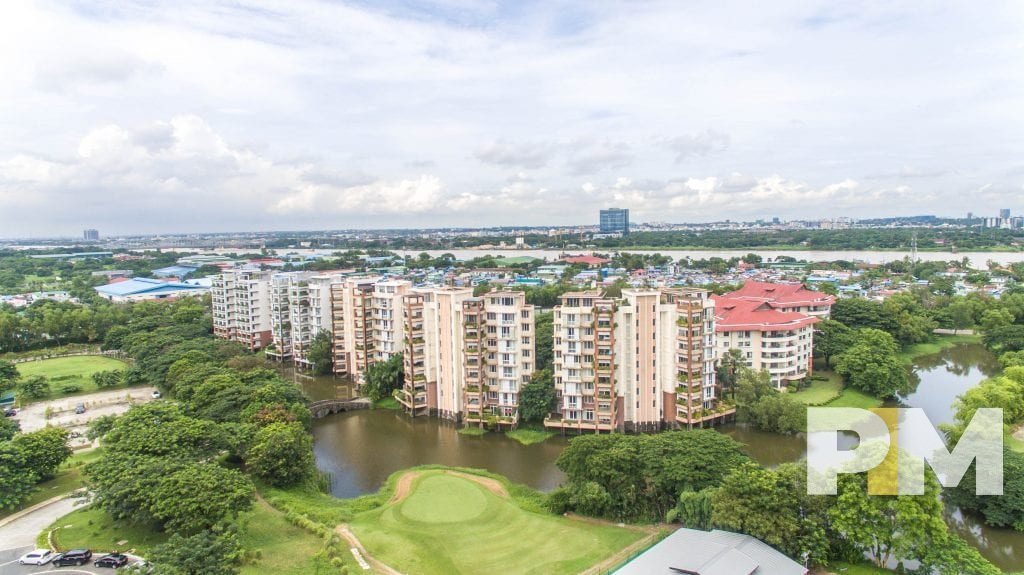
{"left": 212, "top": 269, "right": 274, "bottom": 350}
{"left": 545, "top": 287, "right": 726, "bottom": 433}
{"left": 399, "top": 287, "right": 535, "bottom": 426}
{"left": 83, "top": 229, "right": 100, "bottom": 241}
{"left": 266, "top": 272, "right": 343, "bottom": 369}
{"left": 599, "top": 208, "right": 630, "bottom": 235}
{"left": 330, "top": 277, "right": 377, "bottom": 378}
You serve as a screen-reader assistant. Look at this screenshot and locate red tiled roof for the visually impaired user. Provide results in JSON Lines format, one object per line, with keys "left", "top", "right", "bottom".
{"left": 724, "top": 281, "right": 835, "bottom": 309}
{"left": 712, "top": 295, "right": 819, "bottom": 332}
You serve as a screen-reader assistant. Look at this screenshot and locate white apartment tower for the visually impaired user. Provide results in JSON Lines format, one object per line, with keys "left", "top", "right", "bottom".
{"left": 212, "top": 269, "right": 274, "bottom": 351}
{"left": 546, "top": 287, "right": 731, "bottom": 433}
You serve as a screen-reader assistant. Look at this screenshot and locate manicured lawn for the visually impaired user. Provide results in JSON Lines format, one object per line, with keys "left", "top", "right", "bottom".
{"left": 506, "top": 427, "right": 555, "bottom": 445}
{"left": 827, "top": 387, "right": 883, "bottom": 409}
{"left": 42, "top": 495, "right": 343, "bottom": 572}
{"left": 350, "top": 470, "right": 646, "bottom": 575}
{"left": 15, "top": 356, "right": 130, "bottom": 399}
{"left": 790, "top": 377, "right": 843, "bottom": 405}
{"left": 43, "top": 506, "right": 169, "bottom": 555}
{"left": 0, "top": 448, "right": 103, "bottom": 520}
{"left": 238, "top": 499, "right": 338, "bottom": 575}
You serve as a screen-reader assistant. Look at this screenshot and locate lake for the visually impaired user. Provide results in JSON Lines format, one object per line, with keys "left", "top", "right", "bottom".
{"left": 309, "top": 343, "right": 1023, "bottom": 571}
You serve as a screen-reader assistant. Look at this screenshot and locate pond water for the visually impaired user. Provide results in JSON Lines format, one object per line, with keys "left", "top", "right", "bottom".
{"left": 309, "top": 343, "right": 1023, "bottom": 571}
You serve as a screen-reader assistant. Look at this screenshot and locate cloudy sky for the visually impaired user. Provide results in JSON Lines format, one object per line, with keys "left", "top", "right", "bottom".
{"left": 1, "top": 0, "right": 1023, "bottom": 236}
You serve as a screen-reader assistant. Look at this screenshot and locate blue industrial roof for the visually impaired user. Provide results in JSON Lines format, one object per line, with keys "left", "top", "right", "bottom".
{"left": 94, "top": 277, "right": 206, "bottom": 297}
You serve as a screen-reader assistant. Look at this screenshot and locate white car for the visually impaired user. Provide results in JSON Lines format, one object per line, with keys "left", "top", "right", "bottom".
{"left": 151, "top": 390, "right": 162, "bottom": 399}
{"left": 18, "top": 549, "right": 54, "bottom": 565}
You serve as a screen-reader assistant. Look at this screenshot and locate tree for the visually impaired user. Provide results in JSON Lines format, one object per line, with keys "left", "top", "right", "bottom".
{"left": 534, "top": 311, "right": 553, "bottom": 371}
{"left": 555, "top": 431, "right": 750, "bottom": 521}
{"left": 12, "top": 427, "right": 71, "bottom": 480}
{"left": 667, "top": 488, "right": 713, "bottom": 528}
{"left": 831, "top": 297, "right": 899, "bottom": 335}
{"left": 91, "top": 370, "right": 125, "bottom": 389}
{"left": 102, "top": 402, "right": 228, "bottom": 459}
{"left": 813, "top": 319, "right": 854, "bottom": 366}
{"left": 947, "top": 300, "right": 975, "bottom": 334}
{"left": 518, "top": 369, "right": 556, "bottom": 423}
{"left": 149, "top": 527, "right": 243, "bottom": 575}
{"left": 1000, "top": 351, "right": 1024, "bottom": 369}
{"left": 0, "top": 360, "right": 18, "bottom": 394}
{"left": 305, "top": 330, "right": 333, "bottom": 376}
{"left": 244, "top": 422, "right": 315, "bottom": 487}
{"left": 745, "top": 393, "right": 806, "bottom": 434}
{"left": 946, "top": 447, "right": 1024, "bottom": 531}
{"left": 983, "top": 325, "right": 1024, "bottom": 353}
{"left": 0, "top": 417, "right": 19, "bottom": 441}
{"left": 734, "top": 368, "right": 773, "bottom": 408}
{"left": 0, "top": 442, "right": 36, "bottom": 510}
{"left": 829, "top": 472, "right": 947, "bottom": 568}
{"left": 833, "top": 329, "right": 910, "bottom": 398}
{"left": 716, "top": 348, "right": 746, "bottom": 398}
{"left": 980, "top": 308, "right": 1015, "bottom": 332}
{"left": 363, "top": 353, "right": 403, "bottom": 402}
{"left": 16, "top": 375, "right": 50, "bottom": 400}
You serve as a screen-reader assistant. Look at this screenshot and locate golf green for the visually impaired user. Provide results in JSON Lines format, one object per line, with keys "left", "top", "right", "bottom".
{"left": 350, "top": 470, "right": 648, "bottom": 575}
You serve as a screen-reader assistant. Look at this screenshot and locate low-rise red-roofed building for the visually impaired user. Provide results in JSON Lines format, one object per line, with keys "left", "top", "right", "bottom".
{"left": 723, "top": 280, "right": 835, "bottom": 318}
{"left": 713, "top": 284, "right": 822, "bottom": 388}
{"left": 559, "top": 255, "right": 610, "bottom": 267}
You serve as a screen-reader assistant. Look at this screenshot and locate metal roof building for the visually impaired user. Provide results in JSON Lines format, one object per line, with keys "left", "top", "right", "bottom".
{"left": 613, "top": 529, "right": 807, "bottom": 575}
{"left": 94, "top": 277, "right": 209, "bottom": 303}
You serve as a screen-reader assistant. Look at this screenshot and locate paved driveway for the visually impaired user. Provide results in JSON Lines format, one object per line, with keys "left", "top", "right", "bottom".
{"left": 10, "top": 387, "right": 157, "bottom": 449}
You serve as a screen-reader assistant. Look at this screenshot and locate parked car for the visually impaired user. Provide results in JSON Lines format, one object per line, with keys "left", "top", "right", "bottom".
{"left": 94, "top": 553, "right": 130, "bottom": 568}
{"left": 74, "top": 403, "right": 86, "bottom": 414}
{"left": 151, "top": 390, "right": 162, "bottom": 399}
{"left": 2, "top": 407, "right": 15, "bottom": 417}
{"left": 52, "top": 549, "right": 93, "bottom": 566}
{"left": 18, "top": 549, "right": 54, "bottom": 565}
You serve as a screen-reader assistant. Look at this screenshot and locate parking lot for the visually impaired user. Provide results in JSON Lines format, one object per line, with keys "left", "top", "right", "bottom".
{"left": 9, "top": 387, "right": 158, "bottom": 449}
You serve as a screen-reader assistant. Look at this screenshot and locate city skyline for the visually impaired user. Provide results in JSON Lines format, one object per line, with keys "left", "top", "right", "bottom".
{"left": 1, "top": 1, "right": 1023, "bottom": 236}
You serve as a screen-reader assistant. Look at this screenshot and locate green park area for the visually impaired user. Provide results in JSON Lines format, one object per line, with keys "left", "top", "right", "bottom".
{"left": 16, "top": 355, "right": 130, "bottom": 398}
{"left": 350, "top": 469, "right": 651, "bottom": 575}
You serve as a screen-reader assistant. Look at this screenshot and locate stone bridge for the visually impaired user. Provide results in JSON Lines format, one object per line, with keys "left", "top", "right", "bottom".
{"left": 309, "top": 397, "right": 372, "bottom": 418}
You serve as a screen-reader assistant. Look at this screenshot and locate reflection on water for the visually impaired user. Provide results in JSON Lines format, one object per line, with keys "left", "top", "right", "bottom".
{"left": 897, "top": 343, "right": 1002, "bottom": 426}
{"left": 277, "top": 366, "right": 357, "bottom": 402}
{"left": 313, "top": 410, "right": 568, "bottom": 498}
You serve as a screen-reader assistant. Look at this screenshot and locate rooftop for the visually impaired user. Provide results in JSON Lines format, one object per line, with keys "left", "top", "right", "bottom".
{"left": 613, "top": 528, "right": 807, "bottom": 575}
{"left": 726, "top": 281, "right": 835, "bottom": 309}
{"left": 712, "top": 295, "right": 818, "bottom": 332}
{"left": 94, "top": 277, "right": 208, "bottom": 297}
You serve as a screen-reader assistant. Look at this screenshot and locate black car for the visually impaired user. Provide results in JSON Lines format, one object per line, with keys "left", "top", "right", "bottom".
{"left": 53, "top": 549, "right": 93, "bottom": 566}
{"left": 2, "top": 408, "right": 15, "bottom": 417}
{"left": 94, "top": 553, "right": 130, "bottom": 568}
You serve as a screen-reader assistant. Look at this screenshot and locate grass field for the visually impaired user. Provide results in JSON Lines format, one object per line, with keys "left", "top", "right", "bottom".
{"left": 790, "top": 377, "right": 843, "bottom": 405}
{"left": 350, "top": 470, "right": 647, "bottom": 575}
{"left": 506, "top": 427, "right": 555, "bottom": 445}
{"left": 16, "top": 355, "right": 130, "bottom": 399}
{"left": 42, "top": 496, "right": 340, "bottom": 573}
{"left": 827, "top": 387, "right": 884, "bottom": 409}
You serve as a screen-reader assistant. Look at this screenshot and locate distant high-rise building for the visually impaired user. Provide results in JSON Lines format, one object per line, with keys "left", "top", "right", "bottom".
{"left": 1000, "top": 208, "right": 1012, "bottom": 220}
{"left": 83, "top": 229, "right": 100, "bottom": 241}
{"left": 599, "top": 208, "right": 629, "bottom": 235}
{"left": 967, "top": 212, "right": 974, "bottom": 220}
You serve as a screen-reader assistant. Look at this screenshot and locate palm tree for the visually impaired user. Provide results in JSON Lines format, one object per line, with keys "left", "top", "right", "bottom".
{"left": 717, "top": 348, "right": 746, "bottom": 400}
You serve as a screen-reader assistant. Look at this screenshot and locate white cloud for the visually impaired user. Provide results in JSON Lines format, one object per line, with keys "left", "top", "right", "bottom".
{"left": 0, "top": 0, "right": 1022, "bottom": 235}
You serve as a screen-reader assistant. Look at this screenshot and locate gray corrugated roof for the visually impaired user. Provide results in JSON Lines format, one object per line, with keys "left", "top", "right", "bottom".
{"left": 613, "top": 528, "right": 807, "bottom": 575}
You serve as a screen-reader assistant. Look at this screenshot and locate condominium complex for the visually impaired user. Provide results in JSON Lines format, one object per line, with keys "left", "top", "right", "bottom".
{"left": 399, "top": 287, "right": 535, "bottom": 427}
{"left": 212, "top": 269, "right": 274, "bottom": 351}
{"left": 266, "top": 272, "right": 342, "bottom": 369}
{"left": 709, "top": 281, "right": 831, "bottom": 389}
{"left": 545, "top": 287, "right": 728, "bottom": 433}
{"left": 722, "top": 281, "right": 835, "bottom": 318}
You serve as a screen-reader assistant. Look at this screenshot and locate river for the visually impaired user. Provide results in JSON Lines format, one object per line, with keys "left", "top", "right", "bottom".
{"left": 307, "top": 343, "right": 1023, "bottom": 571}
{"left": 193, "top": 246, "right": 1024, "bottom": 266}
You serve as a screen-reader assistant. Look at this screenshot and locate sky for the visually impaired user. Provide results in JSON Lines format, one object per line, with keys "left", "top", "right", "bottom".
{"left": 1, "top": 0, "right": 1023, "bottom": 237}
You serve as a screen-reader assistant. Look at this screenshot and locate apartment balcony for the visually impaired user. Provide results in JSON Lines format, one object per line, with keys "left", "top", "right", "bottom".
{"left": 676, "top": 403, "right": 737, "bottom": 425}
